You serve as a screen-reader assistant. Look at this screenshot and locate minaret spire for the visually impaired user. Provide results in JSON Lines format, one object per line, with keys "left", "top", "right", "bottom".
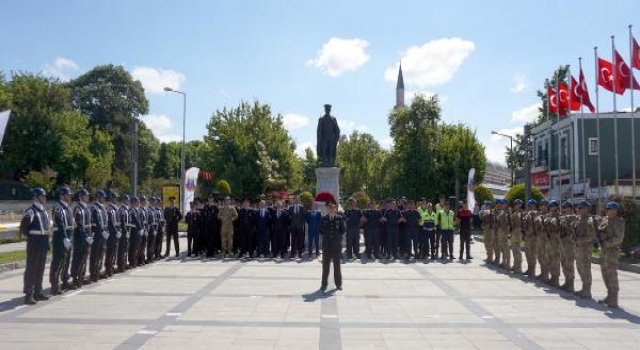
{"left": 395, "top": 61, "right": 405, "bottom": 108}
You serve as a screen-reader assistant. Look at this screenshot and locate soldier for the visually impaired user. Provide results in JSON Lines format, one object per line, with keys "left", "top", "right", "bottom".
{"left": 256, "top": 200, "right": 273, "bottom": 258}
{"left": 21, "top": 188, "right": 51, "bottom": 305}
{"left": 480, "top": 200, "right": 494, "bottom": 264}
{"left": 439, "top": 202, "right": 455, "bottom": 260}
{"left": 344, "top": 199, "right": 362, "bottom": 259}
{"left": 597, "top": 201, "right": 625, "bottom": 308}
{"left": 117, "top": 194, "right": 131, "bottom": 272}
{"left": 71, "top": 189, "right": 92, "bottom": 288}
{"left": 237, "top": 199, "right": 256, "bottom": 258}
{"left": 288, "top": 196, "right": 307, "bottom": 259}
{"left": 574, "top": 201, "right": 596, "bottom": 299}
{"left": 104, "top": 191, "right": 120, "bottom": 277}
{"left": 306, "top": 203, "right": 322, "bottom": 259}
{"left": 137, "top": 196, "right": 149, "bottom": 264}
{"left": 362, "top": 201, "right": 383, "bottom": 260}
{"left": 403, "top": 201, "right": 421, "bottom": 260}
{"left": 155, "top": 197, "right": 165, "bottom": 260}
{"left": 89, "top": 190, "right": 108, "bottom": 282}
{"left": 534, "top": 200, "right": 550, "bottom": 282}
{"left": 496, "top": 199, "right": 511, "bottom": 269}
{"left": 128, "top": 197, "right": 142, "bottom": 268}
{"left": 545, "top": 200, "right": 562, "bottom": 287}
{"left": 491, "top": 199, "right": 502, "bottom": 265}
{"left": 50, "top": 186, "right": 73, "bottom": 295}
{"left": 163, "top": 196, "right": 182, "bottom": 258}
{"left": 146, "top": 197, "right": 158, "bottom": 263}
{"left": 510, "top": 199, "right": 524, "bottom": 273}
{"left": 319, "top": 202, "right": 345, "bottom": 291}
{"left": 522, "top": 199, "right": 538, "bottom": 276}
{"left": 218, "top": 197, "right": 238, "bottom": 258}
{"left": 560, "top": 201, "right": 577, "bottom": 292}
{"left": 185, "top": 201, "right": 200, "bottom": 257}
{"left": 202, "top": 195, "right": 219, "bottom": 258}
{"left": 382, "top": 200, "right": 402, "bottom": 260}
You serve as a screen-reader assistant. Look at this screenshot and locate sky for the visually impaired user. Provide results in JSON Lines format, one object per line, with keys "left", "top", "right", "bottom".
{"left": 3, "top": 0, "right": 640, "bottom": 165}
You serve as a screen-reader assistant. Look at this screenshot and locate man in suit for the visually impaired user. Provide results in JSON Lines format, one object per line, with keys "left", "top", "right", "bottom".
{"left": 271, "top": 200, "right": 290, "bottom": 259}
{"left": 320, "top": 202, "right": 345, "bottom": 291}
{"left": 289, "top": 196, "right": 307, "bottom": 258}
{"left": 255, "top": 200, "right": 272, "bottom": 258}
{"left": 237, "top": 199, "right": 256, "bottom": 258}
{"left": 306, "top": 203, "right": 322, "bottom": 259}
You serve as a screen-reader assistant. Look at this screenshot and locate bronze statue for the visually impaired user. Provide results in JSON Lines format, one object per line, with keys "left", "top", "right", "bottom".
{"left": 316, "top": 104, "right": 340, "bottom": 167}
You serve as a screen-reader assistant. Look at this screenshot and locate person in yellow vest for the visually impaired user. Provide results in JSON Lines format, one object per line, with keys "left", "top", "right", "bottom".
{"left": 418, "top": 200, "right": 438, "bottom": 260}
{"left": 439, "top": 202, "right": 455, "bottom": 260}
{"left": 435, "top": 196, "right": 446, "bottom": 259}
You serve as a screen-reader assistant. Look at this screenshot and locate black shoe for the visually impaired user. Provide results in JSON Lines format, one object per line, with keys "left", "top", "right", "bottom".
{"left": 320, "top": 285, "right": 327, "bottom": 292}
{"left": 34, "top": 293, "right": 49, "bottom": 301}
{"left": 24, "top": 294, "right": 36, "bottom": 305}
{"left": 337, "top": 286, "right": 343, "bottom": 291}
{"left": 51, "top": 285, "right": 61, "bottom": 296}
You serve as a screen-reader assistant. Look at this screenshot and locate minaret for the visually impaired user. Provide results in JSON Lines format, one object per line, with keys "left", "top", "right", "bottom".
{"left": 395, "top": 62, "right": 405, "bottom": 109}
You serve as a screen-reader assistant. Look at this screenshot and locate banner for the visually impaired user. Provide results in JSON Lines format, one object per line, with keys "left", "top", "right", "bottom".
{"left": 467, "top": 168, "right": 476, "bottom": 210}
{"left": 162, "top": 185, "right": 179, "bottom": 208}
{"left": 0, "top": 110, "right": 11, "bottom": 146}
{"left": 183, "top": 167, "right": 200, "bottom": 216}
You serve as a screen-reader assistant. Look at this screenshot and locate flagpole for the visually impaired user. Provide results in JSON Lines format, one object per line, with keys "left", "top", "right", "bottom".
{"left": 630, "top": 25, "right": 637, "bottom": 199}
{"left": 612, "top": 35, "right": 620, "bottom": 196}
{"left": 579, "top": 58, "right": 587, "bottom": 199}
{"left": 545, "top": 78, "right": 552, "bottom": 198}
{"left": 567, "top": 64, "right": 575, "bottom": 201}
{"left": 594, "top": 46, "right": 603, "bottom": 210}
{"left": 555, "top": 71, "right": 561, "bottom": 199}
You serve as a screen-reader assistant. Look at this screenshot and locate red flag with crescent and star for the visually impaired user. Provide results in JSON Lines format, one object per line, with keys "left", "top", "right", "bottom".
{"left": 573, "top": 70, "right": 595, "bottom": 113}
{"left": 547, "top": 85, "right": 566, "bottom": 116}
{"left": 632, "top": 36, "right": 640, "bottom": 70}
{"left": 558, "top": 81, "right": 580, "bottom": 112}
{"left": 614, "top": 49, "right": 640, "bottom": 91}
{"left": 598, "top": 57, "right": 625, "bottom": 94}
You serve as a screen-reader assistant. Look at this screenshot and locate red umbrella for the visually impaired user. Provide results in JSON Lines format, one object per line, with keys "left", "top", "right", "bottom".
{"left": 315, "top": 191, "right": 336, "bottom": 204}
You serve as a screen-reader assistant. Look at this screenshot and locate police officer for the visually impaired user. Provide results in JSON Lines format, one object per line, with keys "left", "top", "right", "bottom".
{"left": 510, "top": 199, "right": 524, "bottom": 274}
{"left": 71, "top": 189, "right": 92, "bottom": 288}
{"left": 480, "top": 200, "right": 494, "bottom": 264}
{"left": 21, "top": 188, "right": 51, "bottom": 305}
{"left": 546, "top": 200, "right": 562, "bottom": 287}
{"left": 103, "top": 192, "right": 120, "bottom": 277}
{"left": 402, "top": 201, "right": 421, "bottom": 260}
{"left": 523, "top": 199, "right": 538, "bottom": 276}
{"left": 146, "top": 197, "right": 159, "bottom": 263}
{"left": 423, "top": 203, "right": 438, "bottom": 261}
{"left": 319, "top": 202, "right": 345, "bottom": 291}
{"left": 597, "top": 201, "right": 625, "bottom": 308}
{"left": 163, "top": 196, "right": 182, "bottom": 258}
{"left": 574, "top": 201, "right": 595, "bottom": 299}
{"left": 128, "top": 197, "right": 143, "bottom": 268}
{"left": 89, "top": 190, "right": 108, "bottom": 282}
{"left": 255, "top": 200, "right": 272, "bottom": 258}
{"left": 137, "top": 196, "right": 149, "bottom": 265}
{"left": 344, "top": 199, "right": 362, "bottom": 260}
{"left": 439, "top": 202, "right": 455, "bottom": 260}
{"left": 185, "top": 201, "right": 200, "bottom": 257}
{"left": 560, "top": 201, "right": 577, "bottom": 292}
{"left": 288, "top": 196, "right": 307, "bottom": 259}
{"left": 237, "top": 199, "right": 256, "bottom": 258}
{"left": 362, "top": 201, "right": 383, "bottom": 260}
{"left": 50, "top": 186, "right": 73, "bottom": 295}
{"left": 382, "top": 200, "right": 402, "bottom": 260}
{"left": 117, "top": 194, "right": 131, "bottom": 272}
{"left": 155, "top": 197, "right": 165, "bottom": 260}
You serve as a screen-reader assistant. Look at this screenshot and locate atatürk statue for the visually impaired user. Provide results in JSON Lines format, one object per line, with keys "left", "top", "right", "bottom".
{"left": 316, "top": 104, "right": 340, "bottom": 167}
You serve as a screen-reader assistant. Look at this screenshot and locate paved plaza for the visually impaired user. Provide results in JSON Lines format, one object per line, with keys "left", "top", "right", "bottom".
{"left": 0, "top": 238, "right": 640, "bottom": 349}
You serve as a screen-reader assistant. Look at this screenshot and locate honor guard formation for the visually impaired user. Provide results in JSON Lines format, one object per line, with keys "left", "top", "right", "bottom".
{"left": 480, "top": 198, "right": 625, "bottom": 309}
{"left": 20, "top": 186, "right": 625, "bottom": 309}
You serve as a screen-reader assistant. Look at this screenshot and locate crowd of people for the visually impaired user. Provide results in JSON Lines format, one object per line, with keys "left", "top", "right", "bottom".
{"left": 479, "top": 198, "right": 625, "bottom": 309}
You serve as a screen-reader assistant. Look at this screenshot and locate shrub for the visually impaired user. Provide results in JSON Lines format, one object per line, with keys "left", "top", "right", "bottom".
{"left": 216, "top": 179, "right": 231, "bottom": 196}
{"left": 299, "top": 191, "right": 314, "bottom": 209}
{"left": 505, "top": 183, "right": 545, "bottom": 203}
{"left": 474, "top": 185, "right": 494, "bottom": 205}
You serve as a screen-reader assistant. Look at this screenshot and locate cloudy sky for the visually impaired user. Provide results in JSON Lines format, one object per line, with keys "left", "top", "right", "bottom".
{"left": 3, "top": 0, "right": 640, "bottom": 165}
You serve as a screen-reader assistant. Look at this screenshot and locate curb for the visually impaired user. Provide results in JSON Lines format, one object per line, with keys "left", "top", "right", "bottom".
{"left": 0, "top": 256, "right": 52, "bottom": 274}
{"left": 473, "top": 234, "right": 640, "bottom": 275}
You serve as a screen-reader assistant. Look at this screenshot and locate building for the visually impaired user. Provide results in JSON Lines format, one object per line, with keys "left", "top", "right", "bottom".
{"left": 530, "top": 111, "right": 640, "bottom": 200}
{"left": 483, "top": 161, "right": 511, "bottom": 199}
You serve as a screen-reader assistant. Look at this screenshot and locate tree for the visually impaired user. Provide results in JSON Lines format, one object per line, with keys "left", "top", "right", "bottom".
{"left": 350, "top": 190, "right": 371, "bottom": 209}
{"left": 336, "top": 131, "right": 383, "bottom": 196}
{"left": 84, "top": 128, "right": 115, "bottom": 190}
{"left": 505, "top": 133, "right": 526, "bottom": 173}
{"left": 67, "top": 64, "right": 149, "bottom": 176}
{"left": 203, "top": 100, "right": 301, "bottom": 198}
{"left": 301, "top": 148, "right": 317, "bottom": 193}
{"left": 299, "top": 191, "right": 314, "bottom": 209}
{"left": 534, "top": 65, "right": 570, "bottom": 125}
{"left": 136, "top": 123, "right": 160, "bottom": 183}
{"left": 474, "top": 185, "right": 494, "bottom": 205}
{"left": 53, "top": 111, "right": 95, "bottom": 185}
{"left": 22, "top": 171, "right": 55, "bottom": 192}
{"left": 505, "top": 183, "right": 545, "bottom": 203}
{"left": 154, "top": 143, "right": 172, "bottom": 179}
{"left": 368, "top": 149, "right": 394, "bottom": 200}
{"left": 216, "top": 179, "right": 231, "bottom": 196}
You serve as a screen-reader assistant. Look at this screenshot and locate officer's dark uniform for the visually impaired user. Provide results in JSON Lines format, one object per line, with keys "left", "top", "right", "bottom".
{"left": 104, "top": 194, "right": 120, "bottom": 277}
{"left": 255, "top": 206, "right": 272, "bottom": 257}
{"left": 201, "top": 200, "right": 219, "bottom": 257}
{"left": 320, "top": 211, "right": 345, "bottom": 290}
{"left": 363, "top": 208, "right": 382, "bottom": 259}
{"left": 237, "top": 205, "right": 256, "bottom": 258}
{"left": 164, "top": 200, "right": 182, "bottom": 257}
{"left": 384, "top": 208, "right": 402, "bottom": 259}
{"left": 128, "top": 198, "right": 143, "bottom": 268}
{"left": 137, "top": 198, "right": 149, "bottom": 264}
{"left": 402, "top": 209, "right": 420, "bottom": 259}
{"left": 50, "top": 188, "right": 73, "bottom": 295}
{"left": 146, "top": 198, "right": 158, "bottom": 262}
{"left": 21, "top": 188, "right": 51, "bottom": 304}
{"left": 71, "top": 190, "right": 92, "bottom": 288}
{"left": 344, "top": 207, "right": 362, "bottom": 259}
{"left": 272, "top": 208, "right": 290, "bottom": 258}
{"left": 185, "top": 206, "right": 201, "bottom": 256}
{"left": 117, "top": 195, "right": 131, "bottom": 272}
{"left": 289, "top": 203, "right": 307, "bottom": 258}
{"left": 89, "top": 193, "right": 108, "bottom": 282}
{"left": 155, "top": 200, "right": 165, "bottom": 260}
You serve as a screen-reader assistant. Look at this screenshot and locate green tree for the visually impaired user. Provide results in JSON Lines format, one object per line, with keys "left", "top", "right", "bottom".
{"left": 136, "top": 123, "right": 160, "bottom": 183}
{"left": 299, "top": 191, "right": 314, "bottom": 209}
{"left": 505, "top": 183, "right": 545, "bottom": 203}
{"left": 53, "top": 111, "right": 95, "bottom": 185}
{"left": 154, "top": 143, "right": 172, "bottom": 179}
{"left": 216, "top": 179, "right": 231, "bottom": 196}
{"left": 350, "top": 190, "right": 371, "bottom": 209}
{"left": 22, "top": 171, "right": 55, "bottom": 192}
{"left": 84, "top": 128, "right": 115, "bottom": 190}
{"left": 535, "top": 65, "right": 570, "bottom": 125}
{"left": 203, "top": 100, "right": 301, "bottom": 198}
{"left": 368, "top": 149, "right": 394, "bottom": 200}
{"left": 337, "top": 131, "right": 383, "bottom": 196}
{"left": 474, "top": 185, "right": 494, "bottom": 205}
{"left": 67, "top": 64, "right": 149, "bottom": 176}
{"left": 301, "top": 148, "right": 317, "bottom": 193}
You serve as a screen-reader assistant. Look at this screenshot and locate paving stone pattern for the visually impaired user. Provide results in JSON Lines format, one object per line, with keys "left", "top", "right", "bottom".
{"left": 0, "top": 237, "right": 640, "bottom": 349}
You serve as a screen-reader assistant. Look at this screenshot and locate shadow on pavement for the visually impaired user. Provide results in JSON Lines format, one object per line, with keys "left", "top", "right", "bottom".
{"left": 0, "top": 296, "right": 25, "bottom": 312}
{"left": 302, "top": 289, "right": 336, "bottom": 303}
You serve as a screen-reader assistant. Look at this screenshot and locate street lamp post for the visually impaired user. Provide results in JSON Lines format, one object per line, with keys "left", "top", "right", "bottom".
{"left": 164, "top": 87, "right": 187, "bottom": 214}
{"left": 492, "top": 131, "right": 514, "bottom": 187}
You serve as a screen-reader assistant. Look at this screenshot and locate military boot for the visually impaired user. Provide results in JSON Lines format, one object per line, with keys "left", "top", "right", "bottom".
{"left": 598, "top": 293, "right": 612, "bottom": 306}
{"left": 548, "top": 275, "right": 560, "bottom": 287}
{"left": 24, "top": 293, "right": 36, "bottom": 305}
{"left": 561, "top": 278, "right": 575, "bottom": 293}
{"left": 606, "top": 293, "right": 619, "bottom": 308}
{"left": 50, "top": 284, "right": 61, "bottom": 296}
{"left": 575, "top": 283, "right": 592, "bottom": 299}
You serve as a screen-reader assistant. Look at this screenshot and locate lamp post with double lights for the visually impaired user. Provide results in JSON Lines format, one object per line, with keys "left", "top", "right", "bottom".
{"left": 164, "top": 87, "right": 187, "bottom": 214}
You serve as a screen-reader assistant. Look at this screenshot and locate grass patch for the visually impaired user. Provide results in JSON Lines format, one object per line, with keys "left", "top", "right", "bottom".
{"left": 0, "top": 237, "right": 27, "bottom": 245}
{"left": 0, "top": 250, "right": 27, "bottom": 264}
{"left": 178, "top": 221, "right": 188, "bottom": 232}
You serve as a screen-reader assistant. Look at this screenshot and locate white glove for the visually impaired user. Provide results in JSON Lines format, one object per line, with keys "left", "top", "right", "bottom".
{"left": 139, "top": 230, "right": 145, "bottom": 237}
{"left": 86, "top": 237, "right": 94, "bottom": 245}
{"left": 102, "top": 231, "right": 109, "bottom": 239}
{"left": 126, "top": 233, "right": 130, "bottom": 239}
{"left": 151, "top": 229, "right": 156, "bottom": 236}
{"left": 63, "top": 238, "right": 71, "bottom": 249}
{"left": 144, "top": 229, "right": 149, "bottom": 237}
{"left": 116, "top": 232, "right": 122, "bottom": 239}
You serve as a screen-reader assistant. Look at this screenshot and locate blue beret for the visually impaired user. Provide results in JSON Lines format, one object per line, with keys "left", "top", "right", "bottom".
{"left": 539, "top": 199, "right": 548, "bottom": 205}
{"left": 562, "top": 201, "right": 573, "bottom": 209}
{"left": 577, "top": 200, "right": 590, "bottom": 208}
{"left": 58, "top": 186, "right": 70, "bottom": 196}
{"left": 120, "top": 194, "right": 130, "bottom": 201}
{"left": 95, "top": 190, "right": 106, "bottom": 198}
{"left": 140, "top": 196, "right": 147, "bottom": 201}
{"left": 548, "top": 200, "right": 559, "bottom": 207}
{"left": 527, "top": 199, "right": 538, "bottom": 206}
{"left": 606, "top": 201, "right": 620, "bottom": 210}
{"left": 33, "top": 188, "right": 46, "bottom": 197}
{"left": 484, "top": 200, "right": 492, "bottom": 205}
{"left": 131, "top": 196, "right": 139, "bottom": 202}
{"left": 514, "top": 199, "right": 523, "bottom": 205}
{"left": 107, "top": 191, "right": 118, "bottom": 200}
{"left": 76, "top": 189, "right": 89, "bottom": 197}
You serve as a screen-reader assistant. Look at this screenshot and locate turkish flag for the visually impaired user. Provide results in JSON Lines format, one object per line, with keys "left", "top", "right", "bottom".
{"left": 598, "top": 57, "right": 625, "bottom": 94}
{"left": 547, "top": 85, "right": 566, "bottom": 116}
{"left": 632, "top": 36, "right": 640, "bottom": 70}
{"left": 572, "top": 72, "right": 595, "bottom": 113}
{"left": 614, "top": 50, "right": 640, "bottom": 91}
{"left": 558, "top": 81, "right": 580, "bottom": 111}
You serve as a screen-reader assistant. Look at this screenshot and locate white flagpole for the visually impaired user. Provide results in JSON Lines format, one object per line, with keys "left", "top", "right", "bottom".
{"left": 579, "top": 58, "right": 587, "bottom": 198}
{"left": 567, "top": 64, "right": 575, "bottom": 200}
{"left": 594, "top": 47, "right": 603, "bottom": 209}
{"left": 630, "top": 25, "right": 637, "bottom": 199}
{"left": 545, "top": 78, "right": 552, "bottom": 198}
{"left": 612, "top": 35, "right": 620, "bottom": 196}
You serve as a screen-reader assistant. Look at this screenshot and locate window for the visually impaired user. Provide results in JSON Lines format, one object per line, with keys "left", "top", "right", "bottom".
{"left": 589, "top": 138, "right": 598, "bottom": 155}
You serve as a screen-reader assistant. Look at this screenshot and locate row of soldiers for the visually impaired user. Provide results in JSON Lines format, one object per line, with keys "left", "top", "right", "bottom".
{"left": 20, "top": 187, "right": 182, "bottom": 305}
{"left": 480, "top": 198, "right": 625, "bottom": 308}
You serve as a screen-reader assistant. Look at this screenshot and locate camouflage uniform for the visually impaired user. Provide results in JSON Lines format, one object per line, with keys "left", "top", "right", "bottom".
{"left": 492, "top": 207, "right": 502, "bottom": 265}
{"left": 510, "top": 208, "right": 524, "bottom": 273}
{"left": 574, "top": 213, "right": 596, "bottom": 298}
{"left": 534, "top": 211, "right": 549, "bottom": 281}
{"left": 480, "top": 208, "right": 494, "bottom": 263}
{"left": 546, "top": 211, "right": 562, "bottom": 287}
{"left": 218, "top": 205, "right": 238, "bottom": 256}
{"left": 523, "top": 209, "right": 538, "bottom": 276}
{"left": 597, "top": 214, "right": 625, "bottom": 308}
{"left": 497, "top": 207, "right": 511, "bottom": 269}
{"left": 560, "top": 212, "right": 577, "bottom": 292}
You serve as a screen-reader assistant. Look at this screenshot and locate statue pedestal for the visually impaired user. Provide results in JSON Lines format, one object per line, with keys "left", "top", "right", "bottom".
{"left": 315, "top": 167, "right": 340, "bottom": 210}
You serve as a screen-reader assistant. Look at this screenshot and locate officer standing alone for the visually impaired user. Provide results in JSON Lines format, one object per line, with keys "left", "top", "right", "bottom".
{"left": 320, "top": 202, "right": 345, "bottom": 291}
{"left": 21, "top": 188, "right": 51, "bottom": 305}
